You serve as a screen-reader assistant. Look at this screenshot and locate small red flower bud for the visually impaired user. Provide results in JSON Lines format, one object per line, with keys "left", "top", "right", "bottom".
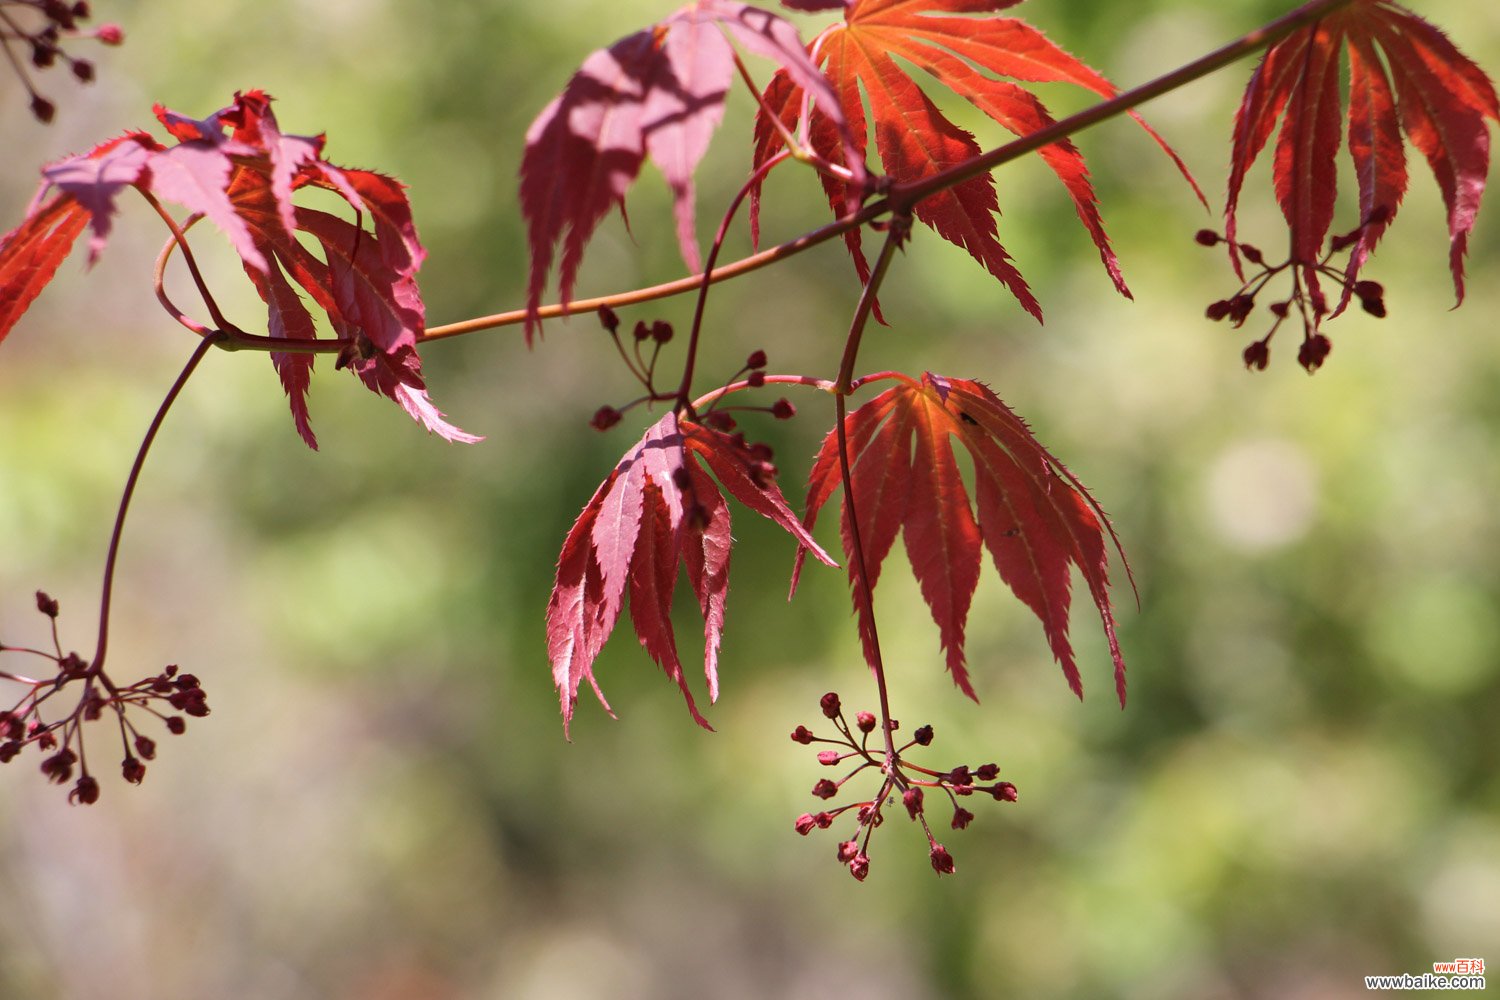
{"left": 1194, "top": 229, "right": 1220, "bottom": 247}
{"left": 913, "top": 724, "right": 934, "bottom": 746}
{"left": 1243, "top": 340, "right": 1270, "bottom": 371}
{"left": 165, "top": 716, "right": 187, "bottom": 735}
{"left": 72, "top": 1, "right": 91, "bottom": 17}
{"left": 848, "top": 853, "right": 870, "bottom": 881}
{"left": 36, "top": 591, "right": 60, "bottom": 618}
{"left": 816, "top": 750, "right": 842, "bottom": 766}
{"left": 69, "top": 775, "right": 100, "bottom": 805}
{"left": 929, "top": 843, "right": 955, "bottom": 875}
{"left": 1240, "top": 244, "right": 1264, "bottom": 266}
{"left": 704, "top": 410, "right": 736, "bottom": 432}
{"left": 1353, "top": 280, "right": 1383, "bottom": 300}
{"left": 1227, "top": 294, "right": 1255, "bottom": 324}
{"left": 811, "top": 778, "right": 838, "bottom": 799}
{"left": 951, "top": 807, "right": 975, "bottom": 830}
{"left": 790, "top": 725, "right": 815, "bottom": 745}
{"left": 855, "top": 711, "right": 876, "bottom": 734}
{"left": 975, "top": 763, "right": 999, "bottom": 781}
{"left": 836, "top": 840, "right": 860, "bottom": 862}
{"left": 814, "top": 812, "right": 833, "bottom": 829}
{"left": 30, "top": 94, "right": 56, "bottom": 124}
{"left": 1298, "top": 333, "right": 1332, "bottom": 372}
{"left": 747, "top": 370, "right": 766, "bottom": 388}
{"left": 992, "top": 781, "right": 1019, "bottom": 802}
{"left": 72, "top": 59, "right": 95, "bottom": 83}
{"left": 122, "top": 757, "right": 146, "bottom": 784}
{"left": 948, "top": 765, "right": 972, "bottom": 786}
{"left": 32, "top": 43, "right": 57, "bottom": 69}
{"left": 96, "top": 23, "right": 124, "bottom": 45}
{"left": 770, "top": 399, "right": 795, "bottom": 420}
{"left": 794, "top": 813, "right": 819, "bottom": 835}
{"left": 819, "top": 692, "right": 841, "bottom": 719}
{"left": 1269, "top": 301, "right": 1289, "bottom": 318}
{"left": 1205, "top": 300, "right": 1231, "bottom": 322}
{"left": 590, "top": 406, "right": 622, "bottom": 431}
{"left": 650, "top": 320, "right": 673, "bottom": 344}
{"left": 0, "top": 741, "right": 21, "bottom": 763}
{"left": 902, "top": 787, "right": 924, "bottom": 820}
{"left": 1360, "top": 295, "right": 1386, "bottom": 318}
{"left": 41, "top": 749, "right": 77, "bottom": 784}
{"left": 134, "top": 735, "right": 157, "bottom": 760}
{"left": 632, "top": 320, "right": 651, "bottom": 341}
{"left": 746, "top": 350, "right": 767, "bottom": 369}
{"left": 164, "top": 665, "right": 179, "bottom": 678}
{"left": 597, "top": 305, "right": 620, "bottom": 333}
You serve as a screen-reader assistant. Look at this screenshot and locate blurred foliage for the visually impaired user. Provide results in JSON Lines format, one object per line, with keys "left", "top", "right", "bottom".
{"left": 1, "top": 1, "right": 1498, "bottom": 998}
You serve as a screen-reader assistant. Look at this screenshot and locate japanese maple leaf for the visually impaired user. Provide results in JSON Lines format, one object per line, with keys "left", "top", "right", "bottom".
{"left": 752, "top": 0, "right": 1200, "bottom": 321}
{"left": 0, "top": 91, "right": 476, "bottom": 449}
{"left": 548, "top": 412, "right": 836, "bottom": 734}
{"left": 792, "top": 373, "right": 1130, "bottom": 705}
{"left": 1225, "top": 0, "right": 1499, "bottom": 307}
{"left": 519, "top": 0, "right": 858, "bottom": 342}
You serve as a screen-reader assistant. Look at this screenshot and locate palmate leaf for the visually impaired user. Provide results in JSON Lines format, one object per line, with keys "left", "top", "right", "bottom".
{"left": 754, "top": 0, "right": 1201, "bottom": 321}
{"left": 1226, "top": 0, "right": 1500, "bottom": 305}
{"left": 519, "top": 0, "right": 859, "bottom": 342}
{"left": 0, "top": 91, "right": 475, "bottom": 449}
{"left": 792, "top": 373, "right": 1130, "bottom": 705}
{"left": 547, "top": 412, "right": 836, "bottom": 734}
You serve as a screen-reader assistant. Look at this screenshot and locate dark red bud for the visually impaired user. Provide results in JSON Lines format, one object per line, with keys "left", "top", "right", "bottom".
{"left": 948, "top": 765, "right": 972, "bottom": 786}
{"left": 836, "top": 840, "right": 860, "bottom": 863}
{"left": 164, "top": 664, "right": 179, "bottom": 678}
{"left": 1228, "top": 294, "right": 1255, "bottom": 325}
{"left": 975, "top": 763, "right": 1000, "bottom": 781}
{"left": 650, "top": 320, "right": 673, "bottom": 344}
{"left": 902, "top": 787, "right": 924, "bottom": 820}
{"left": 32, "top": 43, "right": 57, "bottom": 69}
{"left": 811, "top": 778, "right": 838, "bottom": 800}
{"left": 590, "top": 406, "right": 622, "bottom": 432}
{"left": 134, "top": 735, "right": 156, "bottom": 760}
{"left": 855, "top": 711, "right": 876, "bottom": 734}
{"left": 72, "top": 1, "right": 91, "bottom": 17}
{"left": 0, "top": 741, "right": 21, "bottom": 763}
{"left": 992, "top": 782, "right": 1019, "bottom": 802}
{"left": 1269, "top": 301, "right": 1290, "bottom": 318}
{"left": 814, "top": 812, "right": 833, "bottom": 829}
{"left": 1243, "top": 340, "right": 1270, "bottom": 371}
{"left": 770, "top": 398, "right": 795, "bottom": 420}
{"left": 1240, "top": 244, "right": 1264, "bottom": 265}
{"left": 41, "top": 749, "right": 77, "bottom": 784}
{"left": 746, "top": 350, "right": 767, "bottom": 369}
{"left": 175, "top": 673, "right": 200, "bottom": 690}
{"left": 632, "top": 320, "right": 650, "bottom": 342}
{"left": 816, "top": 750, "right": 842, "bottom": 766}
{"left": 122, "top": 757, "right": 146, "bottom": 784}
{"left": 794, "top": 813, "right": 818, "bottom": 835}
{"left": 1194, "top": 229, "right": 1220, "bottom": 247}
{"left": 597, "top": 305, "right": 620, "bottom": 333}
{"left": 704, "top": 411, "right": 736, "bottom": 432}
{"left": 952, "top": 807, "right": 975, "bottom": 830}
{"left": 747, "top": 371, "right": 766, "bottom": 388}
{"left": 69, "top": 775, "right": 100, "bottom": 805}
{"left": 1360, "top": 296, "right": 1386, "bottom": 319}
{"left": 1205, "top": 300, "right": 1231, "bottom": 322}
{"left": 790, "top": 725, "right": 815, "bottom": 745}
{"left": 913, "top": 724, "right": 934, "bottom": 747}
{"left": 30, "top": 95, "right": 56, "bottom": 123}
{"left": 819, "top": 692, "right": 841, "bottom": 719}
{"left": 1353, "top": 280, "right": 1383, "bottom": 299}
{"left": 748, "top": 442, "right": 774, "bottom": 464}
{"left": 929, "top": 843, "right": 955, "bottom": 875}
{"left": 36, "top": 591, "right": 60, "bottom": 618}
{"left": 72, "top": 60, "right": 95, "bottom": 83}
{"left": 1298, "top": 333, "right": 1331, "bottom": 372}
{"left": 165, "top": 717, "right": 186, "bottom": 735}
{"left": 848, "top": 853, "right": 870, "bottom": 881}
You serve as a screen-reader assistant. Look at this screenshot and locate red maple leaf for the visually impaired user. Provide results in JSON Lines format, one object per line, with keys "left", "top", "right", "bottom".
{"left": 752, "top": 0, "right": 1200, "bottom": 321}
{"left": 519, "top": 0, "right": 858, "bottom": 341}
{"left": 1225, "top": 0, "right": 1499, "bottom": 307}
{"left": 792, "top": 373, "right": 1130, "bottom": 705}
{"left": 547, "top": 412, "right": 836, "bottom": 734}
{"left": 0, "top": 91, "right": 475, "bottom": 449}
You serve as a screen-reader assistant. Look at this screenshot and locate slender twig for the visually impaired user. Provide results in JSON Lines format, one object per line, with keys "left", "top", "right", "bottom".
{"left": 140, "top": 196, "right": 241, "bottom": 336}
{"left": 90, "top": 332, "right": 223, "bottom": 676}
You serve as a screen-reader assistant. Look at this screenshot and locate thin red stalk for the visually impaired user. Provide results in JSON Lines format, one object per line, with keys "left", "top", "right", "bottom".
{"left": 90, "top": 332, "right": 222, "bottom": 675}
{"left": 674, "top": 149, "right": 791, "bottom": 411}
{"left": 689, "top": 373, "right": 835, "bottom": 410}
{"left": 140, "top": 197, "right": 239, "bottom": 336}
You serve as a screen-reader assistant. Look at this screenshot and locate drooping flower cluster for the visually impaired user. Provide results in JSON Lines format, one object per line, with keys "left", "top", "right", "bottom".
{"left": 791, "top": 691, "right": 1017, "bottom": 881}
{"left": 0, "top": 591, "right": 206, "bottom": 803}
{"left": 1198, "top": 211, "right": 1389, "bottom": 374}
{"left": 0, "top": 0, "right": 123, "bottom": 122}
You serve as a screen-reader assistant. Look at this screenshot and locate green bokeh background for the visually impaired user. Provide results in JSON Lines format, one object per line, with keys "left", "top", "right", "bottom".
{"left": 2, "top": 2, "right": 1497, "bottom": 997}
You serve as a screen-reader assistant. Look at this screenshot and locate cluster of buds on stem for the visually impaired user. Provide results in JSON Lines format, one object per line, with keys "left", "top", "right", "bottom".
{"left": 0, "top": 590, "right": 206, "bottom": 803}
{"left": 1, "top": 0, "right": 123, "bottom": 122}
{"left": 791, "top": 691, "right": 1017, "bottom": 881}
{"left": 1197, "top": 208, "right": 1390, "bottom": 373}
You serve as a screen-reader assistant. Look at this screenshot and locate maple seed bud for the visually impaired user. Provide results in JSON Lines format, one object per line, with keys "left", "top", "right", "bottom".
{"left": 165, "top": 717, "right": 187, "bottom": 735}
{"left": 72, "top": 60, "right": 95, "bottom": 83}
{"left": 836, "top": 840, "right": 860, "bottom": 863}
{"left": 747, "top": 371, "right": 766, "bottom": 388}
{"left": 1227, "top": 295, "right": 1255, "bottom": 325}
{"left": 69, "top": 775, "right": 100, "bottom": 806}
{"left": 745, "top": 350, "right": 767, "bottom": 369}
{"left": 1205, "top": 300, "right": 1231, "bottom": 322}
{"left": 975, "top": 763, "right": 1000, "bottom": 781}
{"left": 820, "top": 692, "right": 841, "bottom": 719}
{"left": 590, "top": 406, "right": 622, "bottom": 432}
{"left": 122, "top": 757, "right": 146, "bottom": 785}
{"left": 952, "top": 807, "right": 975, "bottom": 830}
{"left": 811, "top": 779, "right": 838, "bottom": 800}
{"left": 597, "top": 305, "right": 620, "bottom": 334}
{"left": 1240, "top": 244, "right": 1264, "bottom": 266}
{"left": 855, "top": 711, "right": 876, "bottom": 734}
{"left": 795, "top": 813, "right": 819, "bottom": 836}
{"left": 1360, "top": 295, "right": 1387, "bottom": 319}
{"left": 1243, "top": 340, "right": 1270, "bottom": 371}
{"left": 30, "top": 95, "right": 56, "bottom": 123}
{"left": 1298, "top": 334, "right": 1332, "bottom": 372}
{"left": 41, "top": 749, "right": 77, "bottom": 784}
{"left": 849, "top": 853, "right": 871, "bottom": 881}
{"left": 1269, "top": 301, "right": 1290, "bottom": 318}
{"left": 770, "top": 398, "right": 795, "bottom": 420}
{"left": 902, "top": 787, "right": 924, "bottom": 820}
{"left": 913, "top": 724, "right": 934, "bottom": 747}
{"left": 36, "top": 591, "right": 60, "bottom": 618}
{"left": 790, "top": 725, "right": 815, "bottom": 745}
{"left": 650, "top": 320, "right": 673, "bottom": 344}
{"left": 816, "top": 750, "right": 842, "bottom": 766}
{"left": 1194, "top": 229, "right": 1220, "bottom": 247}
{"left": 948, "top": 765, "right": 972, "bottom": 786}
{"left": 929, "top": 843, "right": 956, "bottom": 876}
{"left": 96, "top": 23, "right": 124, "bottom": 45}
{"left": 814, "top": 812, "right": 833, "bottom": 829}
{"left": 32, "top": 43, "right": 57, "bottom": 69}
{"left": 632, "top": 320, "right": 651, "bottom": 342}
{"left": 0, "top": 741, "right": 20, "bottom": 764}
{"left": 134, "top": 735, "right": 157, "bottom": 760}
{"left": 992, "top": 782, "right": 1019, "bottom": 802}
{"left": 72, "top": 1, "right": 91, "bottom": 17}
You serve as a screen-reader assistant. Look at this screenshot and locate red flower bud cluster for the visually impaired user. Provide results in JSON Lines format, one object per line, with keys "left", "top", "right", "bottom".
{"left": 4, "top": 0, "right": 117, "bottom": 122}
